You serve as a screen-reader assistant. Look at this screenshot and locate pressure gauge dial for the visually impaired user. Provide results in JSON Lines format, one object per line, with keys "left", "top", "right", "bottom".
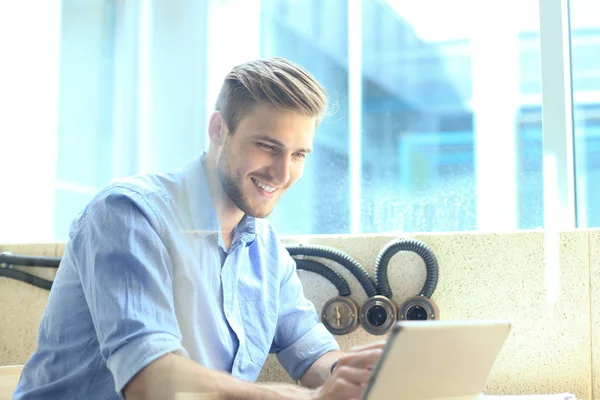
{"left": 321, "top": 296, "right": 359, "bottom": 335}
{"left": 359, "top": 295, "right": 397, "bottom": 335}
{"left": 398, "top": 296, "right": 439, "bottom": 321}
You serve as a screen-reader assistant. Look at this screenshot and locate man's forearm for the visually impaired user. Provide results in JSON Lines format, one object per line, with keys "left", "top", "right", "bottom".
{"left": 299, "top": 351, "right": 344, "bottom": 389}
{"left": 124, "top": 353, "right": 313, "bottom": 400}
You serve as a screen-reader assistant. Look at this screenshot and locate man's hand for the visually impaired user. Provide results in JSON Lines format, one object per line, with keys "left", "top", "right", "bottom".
{"left": 312, "top": 341, "right": 385, "bottom": 400}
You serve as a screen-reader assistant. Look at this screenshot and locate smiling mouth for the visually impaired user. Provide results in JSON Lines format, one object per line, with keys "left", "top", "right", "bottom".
{"left": 251, "top": 177, "right": 278, "bottom": 194}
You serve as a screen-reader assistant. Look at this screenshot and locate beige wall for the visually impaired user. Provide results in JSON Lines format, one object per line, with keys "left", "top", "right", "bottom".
{"left": 1, "top": 231, "right": 597, "bottom": 399}
{"left": 590, "top": 231, "right": 600, "bottom": 400}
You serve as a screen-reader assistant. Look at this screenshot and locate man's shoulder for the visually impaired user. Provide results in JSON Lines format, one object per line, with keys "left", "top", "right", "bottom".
{"left": 79, "top": 168, "right": 189, "bottom": 223}
{"left": 89, "top": 175, "right": 167, "bottom": 209}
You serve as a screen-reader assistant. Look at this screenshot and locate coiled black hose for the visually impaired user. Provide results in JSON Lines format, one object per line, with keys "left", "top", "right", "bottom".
{"left": 294, "top": 258, "right": 351, "bottom": 296}
{"left": 286, "top": 244, "right": 377, "bottom": 298}
{"left": 0, "top": 268, "right": 53, "bottom": 290}
{"left": 0, "top": 252, "right": 59, "bottom": 291}
{"left": 374, "top": 238, "right": 439, "bottom": 299}
{"left": 0, "top": 253, "right": 61, "bottom": 268}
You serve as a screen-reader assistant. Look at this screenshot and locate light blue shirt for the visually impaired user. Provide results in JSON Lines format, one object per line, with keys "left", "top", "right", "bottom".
{"left": 14, "top": 156, "right": 339, "bottom": 400}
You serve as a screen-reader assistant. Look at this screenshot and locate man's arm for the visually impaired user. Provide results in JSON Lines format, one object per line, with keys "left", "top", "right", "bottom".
{"left": 299, "top": 342, "right": 386, "bottom": 390}
{"left": 72, "top": 190, "right": 305, "bottom": 399}
{"left": 125, "top": 343, "right": 384, "bottom": 400}
{"left": 299, "top": 350, "right": 344, "bottom": 389}
{"left": 124, "top": 352, "right": 315, "bottom": 400}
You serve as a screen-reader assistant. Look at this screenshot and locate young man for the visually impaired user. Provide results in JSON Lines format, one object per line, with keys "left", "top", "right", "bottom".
{"left": 14, "top": 58, "right": 383, "bottom": 400}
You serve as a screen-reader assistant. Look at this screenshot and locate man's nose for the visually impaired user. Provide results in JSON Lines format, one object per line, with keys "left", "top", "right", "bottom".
{"left": 268, "top": 154, "right": 291, "bottom": 186}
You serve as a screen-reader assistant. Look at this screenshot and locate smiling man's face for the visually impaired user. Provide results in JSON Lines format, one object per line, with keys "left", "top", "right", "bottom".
{"left": 217, "top": 104, "right": 316, "bottom": 218}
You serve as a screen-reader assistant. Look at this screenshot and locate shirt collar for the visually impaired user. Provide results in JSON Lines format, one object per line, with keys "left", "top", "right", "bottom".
{"left": 233, "top": 214, "right": 256, "bottom": 248}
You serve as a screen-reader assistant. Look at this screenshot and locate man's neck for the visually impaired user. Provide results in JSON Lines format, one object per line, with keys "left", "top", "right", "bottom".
{"left": 201, "top": 156, "right": 244, "bottom": 249}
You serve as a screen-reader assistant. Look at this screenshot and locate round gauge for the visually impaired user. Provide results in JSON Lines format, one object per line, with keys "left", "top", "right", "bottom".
{"left": 398, "top": 296, "right": 439, "bottom": 321}
{"left": 359, "top": 295, "right": 397, "bottom": 335}
{"left": 321, "top": 296, "right": 360, "bottom": 335}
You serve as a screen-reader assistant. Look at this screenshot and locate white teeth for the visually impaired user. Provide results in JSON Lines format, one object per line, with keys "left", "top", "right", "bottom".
{"left": 253, "top": 178, "right": 276, "bottom": 193}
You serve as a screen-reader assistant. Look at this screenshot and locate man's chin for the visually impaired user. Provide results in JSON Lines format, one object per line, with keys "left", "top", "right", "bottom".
{"left": 246, "top": 209, "right": 273, "bottom": 219}
{"left": 244, "top": 203, "right": 276, "bottom": 219}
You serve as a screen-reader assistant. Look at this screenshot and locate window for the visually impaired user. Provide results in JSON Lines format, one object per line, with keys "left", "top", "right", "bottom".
{"left": 571, "top": 0, "right": 600, "bottom": 227}
{"left": 54, "top": 1, "right": 212, "bottom": 240}
{"left": 1, "top": 0, "right": 597, "bottom": 242}
{"left": 260, "top": 0, "right": 351, "bottom": 234}
{"left": 267, "top": 0, "right": 545, "bottom": 234}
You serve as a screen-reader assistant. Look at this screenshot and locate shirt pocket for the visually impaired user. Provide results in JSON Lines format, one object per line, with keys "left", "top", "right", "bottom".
{"left": 239, "top": 300, "right": 278, "bottom": 368}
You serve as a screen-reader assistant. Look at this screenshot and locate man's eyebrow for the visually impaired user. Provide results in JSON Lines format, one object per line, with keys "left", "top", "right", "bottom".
{"left": 254, "top": 135, "right": 312, "bottom": 153}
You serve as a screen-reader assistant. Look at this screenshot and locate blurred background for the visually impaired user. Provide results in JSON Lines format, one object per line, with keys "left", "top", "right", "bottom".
{"left": 0, "top": 0, "right": 598, "bottom": 242}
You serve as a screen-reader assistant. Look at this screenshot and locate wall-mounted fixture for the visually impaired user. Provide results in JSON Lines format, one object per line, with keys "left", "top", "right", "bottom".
{"left": 294, "top": 258, "right": 359, "bottom": 335}
{"left": 288, "top": 238, "right": 441, "bottom": 336}
{"left": 287, "top": 244, "right": 378, "bottom": 335}
{"left": 374, "top": 238, "right": 440, "bottom": 327}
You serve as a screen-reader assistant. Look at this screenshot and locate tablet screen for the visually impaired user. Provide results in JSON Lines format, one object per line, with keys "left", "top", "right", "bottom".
{"left": 361, "top": 320, "right": 511, "bottom": 400}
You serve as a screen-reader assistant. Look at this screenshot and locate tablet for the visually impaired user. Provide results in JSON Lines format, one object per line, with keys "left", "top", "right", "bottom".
{"left": 361, "top": 320, "right": 512, "bottom": 400}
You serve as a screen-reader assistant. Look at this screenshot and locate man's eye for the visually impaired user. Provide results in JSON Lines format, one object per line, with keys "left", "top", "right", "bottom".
{"left": 294, "top": 152, "right": 307, "bottom": 159}
{"left": 258, "top": 143, "right": 275, "bottom": 151}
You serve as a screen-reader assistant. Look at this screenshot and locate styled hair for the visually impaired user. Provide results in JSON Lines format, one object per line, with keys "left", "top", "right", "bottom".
{"left": 215, "top": 57, "right": 328, "bottom": 133}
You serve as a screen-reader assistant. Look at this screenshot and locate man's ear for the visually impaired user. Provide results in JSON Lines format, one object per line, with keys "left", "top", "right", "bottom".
{"left": 208, "top": 112, "right": 228, "bottom": 145}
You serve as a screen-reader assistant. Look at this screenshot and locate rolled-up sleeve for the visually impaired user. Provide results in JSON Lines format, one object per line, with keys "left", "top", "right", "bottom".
{"left": 272, "top": 254, "right": 340, "bottom": 380}
{"left": 71, "top": 187, "right": 187, "bottom": 397}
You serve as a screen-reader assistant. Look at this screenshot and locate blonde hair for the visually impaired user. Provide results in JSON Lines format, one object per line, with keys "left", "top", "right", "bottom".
{"left": 215, "top": 57, "right": 328, "bottom": 133}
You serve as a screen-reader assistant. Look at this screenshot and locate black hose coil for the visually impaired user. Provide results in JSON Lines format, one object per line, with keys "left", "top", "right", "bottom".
{"left": 374, "top": 238, "right": 439, "bottom": 299}
{"left": 0, "top": 253, "right": 61, "bottom": 268}
{"left": 0, "top": 268, "right": 53, "bottom": 290}
{"left": 293, "top": 258, "right": 351, "bottom": 297}
{"left": 286, "top": 244, "right": 378, "bottom": 298}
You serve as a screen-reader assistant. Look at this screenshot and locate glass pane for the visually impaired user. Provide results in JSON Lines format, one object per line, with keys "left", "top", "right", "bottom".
{"left": 56, "top": 2, "right": 116, "bottom": 188}
{"left": 261, "top": 0, "right": 351, "bottom": 234}
{"left": 571, "top": 0, "right": 600, "bottom": 228}
{"left": 51, "top": 1, "right": 210, "bottom": 241}
{"left": 265, "top": 0, "right": 545, "bottom": 234}
{"left": 6, "top": 0, "right": 551, "bottom": 240}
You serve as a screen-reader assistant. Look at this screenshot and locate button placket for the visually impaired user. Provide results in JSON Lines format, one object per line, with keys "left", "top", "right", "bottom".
{"left": 222, "top": 248, "right": 247, "bottom": 375}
